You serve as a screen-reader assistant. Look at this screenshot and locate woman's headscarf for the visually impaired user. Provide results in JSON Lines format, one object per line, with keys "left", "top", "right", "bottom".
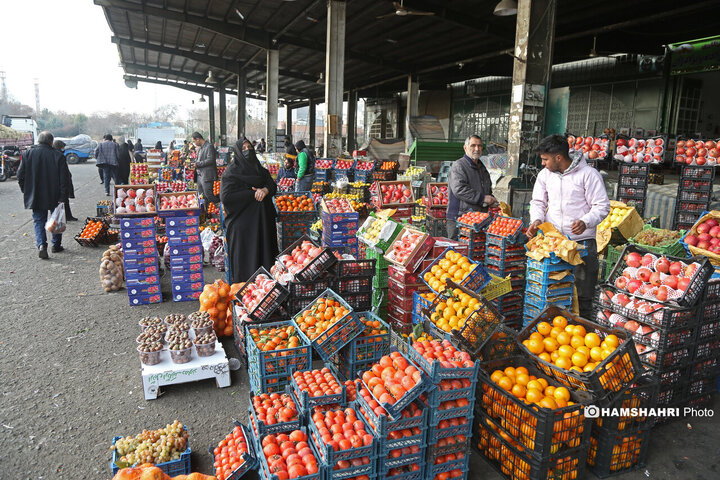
{"left": 155, "top": 141, "right": 163, "bottom": 149}
{"left": 224, "top": 137, "right": 265, "bottom": 188}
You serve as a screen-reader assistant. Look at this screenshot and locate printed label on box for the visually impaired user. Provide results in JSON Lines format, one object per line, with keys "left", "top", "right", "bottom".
{"left": 166, "top": 216, "right": 199, "bottom": 227}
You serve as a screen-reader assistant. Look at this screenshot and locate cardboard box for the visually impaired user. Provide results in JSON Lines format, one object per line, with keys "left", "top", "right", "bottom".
{"left": 384, "top": 227, "right": 435, "bottom": 272}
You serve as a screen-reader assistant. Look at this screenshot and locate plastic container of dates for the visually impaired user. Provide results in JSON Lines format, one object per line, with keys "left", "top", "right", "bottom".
{"left": 137, "top": 342, "right": 163, "bottom": 366}
{"left": 189, "top": 312, "right": 214, "bottom": 337}
{"left": 169, "top": 344, "right": 193, "bottom": 364}
{"left": 193, "top": 334, "right": 217, "bottom": 357}
{"left": 164, "top": 313, "right": 188, "bottom": 327}
{"left": 165, "top": 330, "right": 190, "bottom": 345}
{"left": 139, "top": 316, "right": 163, "bottom": 331}
{"left": 136, "top": 331, "right": 163, "bottom": 345}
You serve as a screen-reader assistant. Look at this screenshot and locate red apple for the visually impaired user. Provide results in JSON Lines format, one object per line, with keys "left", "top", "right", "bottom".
{"left": 705, "top": 218, "right": 718, "bottom": 228}
{"left": 684, "top": 235, "right": 698, "bottom": 246}
{"left": 698, "top": 240, "right": 711, "bottom": 250}
{"left": 698, "top": 233, "right": 711, "bottom": 242}
{"left": 697, "top": 223, "right": 710, "bottom": 234}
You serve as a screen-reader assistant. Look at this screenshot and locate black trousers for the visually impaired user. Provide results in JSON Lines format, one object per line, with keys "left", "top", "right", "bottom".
{"left": 575, "top": 239, "right": 599, "bottom": 320}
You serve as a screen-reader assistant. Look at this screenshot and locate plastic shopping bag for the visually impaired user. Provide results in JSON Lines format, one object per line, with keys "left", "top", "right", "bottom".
{"left": 45, "top": 204, "right": 67, "bottom": 234}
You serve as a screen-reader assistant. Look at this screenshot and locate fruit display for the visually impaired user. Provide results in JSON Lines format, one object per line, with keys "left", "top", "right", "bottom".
{"left": 674, "top": 138, "right": 719, "bottom": 166}
{"left": 614, "top": 137, "right": 665, "bottom": 164}
{"left": 198, "top": 279, "right": 235, "bottom": 337}
{"left": 427, "top": 183, "right": 449, "bottom": 207}
{"left": 379, "top": 182, "right": 413, "bottom": 206}
{"left": 632, "top": 228, "right": 681, "bottom": 247}
{"left": 166, "top": 328, "right": 190, "bottom": 345}
{"left": 265, "top": 162, "right": 279, "bottom": 175}
{"left": 358, "top": 314, "right": 388, "bottom": 336}
{"left": 358, "top": 216, "right": 397, "bottom": 245}
{"left": 295, "top": 295, "right": 351, "bottom": 340}
{"left": 323, "top": 197, "right": 355, "bottom": 214}
{"left": 158, "top": 192, "right": 200, "bottom": 211}
{"left": 140, "top": 316, "right": 163, "bottom": 329}
{"left": 310, "top": 219, "right": 322, "bottom": 234}
{"left": 567, "top": 135, "right": 610, "bottom": 161}
{"left": 115, "top": 187, "right": 156, "bottom": 214}
{"left": 355, "top": 160, "right": 374, "bottom": 171}
{"left": 611, "top": 251, "right": 701, "bottom": 302}
{"left": 167, "top": 313, "right": 188, "bottom": 325}
{"left": 597, "top": 205, "right": 632, "bottom": 230}
{"left": 485, "top": 365, "right": 578, "bottom": 412}
{"left": 335, "top": 159, "right": 354, "bottom": 169}
{"left": 248, "top": 324, "right": 302, "bottom": 351}
{"left": 457, "top": 211, "right": 490, "bottom": 227}
{"left": 278, "top": 240, "right": 326, "bottom": 275}
{"left": 79, "top": 219, "right": 107, "bottom": 240}
{"left": 238, "top": 273, "right": 278, "bottom": 311}
{"left": 344, "top": 380, "right": 358, "bottom": 402}
{"left": 259, "top": 429, "right": 319, "bottom": 478}
{"left": 112, "top": 420, "right": 189, "bottom": 466}
{"left": 137, "top": 329, "right": 164, "bottom": 344}
{"left": 596, "top": 308, "right": 662, "bottom": 355}
{"left": 156, "top": 181, "right": 189, "bottom": 193}
{"left": 252, "top": 392, "right": 300, "bottom": 425}
{"left": 277, "top": 177, "right": 295, "bottom": 189}
{"left": 130, "top": 164, "right": 150, "bottom": 184}
{"left": 293, "top": 368, "right": 343, "bottom": 398}
{"left": 324, "top": 192, "right": 361, "bottom": 201}
{"left": 486, "top": 216, "right": 523, "bottom": 237}
{"left": 526, "top": 234, "right": 565, "bottom": 255}
{"left": 385, "top": 228, "right": 428, "bottom": 266}
{"left": 403, "top": 166, "right": 426, "bottom": 177}
{"left": 587, "top": 429, "right": 647, "bottom": 472}
{"left": 310, "top": 408, "right": 373, "bottom": 465}
{"left": 411, "top": 339, "right": 475, "bottom": 369}
{"left": 100, "top": 245, "right": 124, "bottom": 292}
{"left": 212, "top": 424, "right": 251, "bottom": 480}
{"left": 423, "top": 249, "right": 478, "bottom": 293}
{"left": 522, "top": 315, "right": 620, "bottom": 373}
{"left": 360, "top": 352, "right": 424, "bottom": 406}
{"left": 684, "top": 215, "right": 720, "bottom": 254}
{"left": 137, "top": 341, "right": 163, "bottom": 365}
{"left": 275, "top": 194, "right": 315, "bottom": 212}
{"left": 380, "top": 161, "right": 398, "bottom": 171}
{"left": 316, "top": 159, "right": 333, "bottom": 169}
{"left": 206, "top": 203, "right": 219, "bottom": 215}
{"left": 194, "top": 332, "right": 218, "bottom": 356}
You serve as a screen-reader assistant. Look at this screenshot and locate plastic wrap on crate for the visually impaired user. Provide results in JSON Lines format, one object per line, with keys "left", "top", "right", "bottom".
{"left": 587, "top": 426, "right": 651, "bottom": 478}
{"left": 207, "top": 422, "right": 257, "bottom": 480}
{"left": 245, "top": 321, "right": 312, "bottom": 377}
{"left": 111, "top": 426, "right": 191, "bottom": 476}
{"left": 518, "top": 305, "right": 643, "bottom": 406}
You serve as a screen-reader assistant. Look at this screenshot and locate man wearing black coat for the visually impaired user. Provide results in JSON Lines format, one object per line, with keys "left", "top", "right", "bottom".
{"left": 18, "top": 131, "right": 69, "bottom": 259}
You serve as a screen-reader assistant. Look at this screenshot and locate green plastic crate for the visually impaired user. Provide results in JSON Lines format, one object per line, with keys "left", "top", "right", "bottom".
{"left": 628, "top": 225, "right": 686, "bottom": 256}
{"left": 603, "top": 245, "right": 624, "bottom": 281}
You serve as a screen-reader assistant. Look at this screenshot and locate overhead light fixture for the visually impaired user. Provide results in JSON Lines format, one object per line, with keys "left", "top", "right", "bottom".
{"left": 386, "top": 38, "right": 398, "bottom": 44}
{"left": 493, "top": 0, "right": 518, "bottom": 16}
{"left": 199, "top": 95, "right": 206, "bottom": 103}
{"left": 235, "top": 8, "right": 245, "bottom": 20}
{"left": 317, "top": 73, "right": 325, "bottom": 85}
{"left": 124, "top": 79, "right": 138, "bottom": 89}
{"left": 457, "top": 62, "right": 465, "bottom": 69}
{"left": 588, "top": 36, "right": 598, "bottom": 58}
{"left": 205, "top": 70, "right": 217, "bottom": 84}
{"left": 195, "top": 42, "right": 206, "bottom": 49}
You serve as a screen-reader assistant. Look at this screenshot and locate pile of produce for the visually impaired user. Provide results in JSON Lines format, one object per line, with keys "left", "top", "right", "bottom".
{"left": 355, "top": 160, "right": 374, "bottom": 171}
{"left": 158, "top": 193, "right": 199, "bottom": 211}
{"left": 360, "top": 352, "right": 423, "bottom": 406}
{"left": 423, "top": 249, "right": 478, "bottom": 292}
{"left": 115, "top": 187, "right": 155, "bottom": 214}
{"left": 684, "top": 216, "right": 720, "bottom": 253}
{"left": 259, "top": 430, "right": 319, "bottom": 478}
{"left": 198, "top": 280, "right": 237, "bottom": 337}
{"left": 335, "top": 159, "right": 354, "bottom": 169}
{"left": 212, "top": 425, "right": 251, "bottom": 480}
{"left": 633, "top": 228, "right": 682, "bottom": 247}
{"left": 379, "top": 183, "right": 413, "bottom": 205}
{"left": 615, "top": 137, "right": 665, "bottom": 164}
{"left": 112, "top": 420, "right": 188, "bottom": 466}
{"left": 427, "top": 288, "right": 479, "bottom": 333}
{"left": 275, "top": 194, "right": 315, "bottom": 212}
{"left": 315, "top": 159, "right": 333, "bottom": 169}
{"left": 386, "top": 229, "right": 425, "bottom": 264}
{"left": 248, "top": 324, "right": 302, "bottom": 351}
{"left": 293, "top": 368, "right": 343, "bottom": 397}
{"left": 99, "top": 245, "right": 124, "bottom": 292}
{"left": 675, "top": 139, "right": 719, "bottom": 166}
{"left": 277, "top": 177, "right": 295, "bottom": 188}
{"left": 486, "top": 216, "right": 523, "bottom": 237}
{"left": 612, "top": 252, "right": 699, "bottom": 301}
{"left": 295, "top": 295, "right": 351, "bottom": 340}
{"left": 278, "top": 240, "right": 325, "bottom": 275}
{"left": 324, "top": 197, "right": 355, "bottom": 214}
{"left": 568, "top": 136, "right": 610, "bottom": 161}
{"left": 457, "top": 211, "right": 490, "bottom": 227}
{"left": 597, "top": 205, "right": 632, "bottom": 230}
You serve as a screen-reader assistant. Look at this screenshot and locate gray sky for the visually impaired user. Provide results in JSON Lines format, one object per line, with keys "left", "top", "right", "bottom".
{"left": 1, "top": 0, "right": 197, "bottom": 115}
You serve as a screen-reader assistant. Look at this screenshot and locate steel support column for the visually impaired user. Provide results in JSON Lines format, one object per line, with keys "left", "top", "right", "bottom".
{"left": 208, "top": 90, "right": 216, "bottom": 144}
{"left": 347, "top": 90, "right": 357, "bottom": 153}
{"left": 286, "top": 105, "right": 293, "bottom": 139}
{"left": 266, "top": 48, "right": 280, "bottom": 152}
{"left": 406, "top": 75, "right": 419, "bottom": 151}
{"left": 219, "top": 85, "right": 227, "bottom": 146}
{"left": 237, "top": 65, "right": 247, "bottom": 139}
{"left": 323, "top": 0, "right": 346, "bottom": 158}
{"left": 309, "top": 99, "right": 316, "bottom": 149}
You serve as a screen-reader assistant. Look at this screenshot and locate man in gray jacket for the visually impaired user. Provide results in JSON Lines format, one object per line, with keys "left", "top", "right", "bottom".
{"left": 95, "top": 134, "right": 119, "bottom": 196}
{"left": 192, "top": 132, "right": 219, "bottom": 207}
{"left": 446, "top": 135, "right": 497, "bottom": 239}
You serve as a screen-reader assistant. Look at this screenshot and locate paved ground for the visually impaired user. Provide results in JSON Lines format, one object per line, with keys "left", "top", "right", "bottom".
{"left": 1, "top": 161, "right": 719, "bottom": 480}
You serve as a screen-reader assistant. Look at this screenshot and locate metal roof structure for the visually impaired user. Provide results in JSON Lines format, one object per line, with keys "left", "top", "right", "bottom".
{"left": 97, "top": 0, "right": 720, "bottom": 106}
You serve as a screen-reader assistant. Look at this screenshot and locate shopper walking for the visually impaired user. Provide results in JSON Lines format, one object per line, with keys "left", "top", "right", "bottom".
{"left": 17, "top": 131, "right": 69, "bottom": 259}
{"left": 52, "top": 140, "right": 78, "bottom": 222}
{"left": 446, "top": 135, "right": 497, "bottom": 240}
{"left": 527, "top": 134, "right": 611, "bottom": 320}
{"left": 118, "top": 137, "right": 132, "bottom": 184}
{"left": 294, "top": 139, "right": 315, "bottom": 192}
{"left": 191, "top": 132, "right": 219, "bottom": 207}
{"left": 95, "top": 134, "right": 120, "bottom": 196}
{"left": 221, "top": 137, "right": 278, "bottom": 283}
{"left": 134, "top": 139, "right": 145, "bottom": 162}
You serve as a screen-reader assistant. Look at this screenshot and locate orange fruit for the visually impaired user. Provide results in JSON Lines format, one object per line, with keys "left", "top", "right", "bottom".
{"left": 543, "top": 337, "right": 559, "bottom": 353}
{"left": 554, "top": 357, "right": 572, "bottom": 370}
{"left": 515, "top": 366, "right": 529, "bottom": 376}
{"left": 539, "top": 396, "right": 558, "bottom": 410}
{"left": 575, "top": 346, "right": 591, "bottom": 358}
{"left": 515, "top": 373, "right": 530, "bottom": 386}
{"left": 497, "top": 376, "right": 514, "bottom": 391}
{"left": 527, "top": 338, "right": 544, "bottom": 355}
{"left": 539, "top": 352, "right": 552, "bottom": 362}
{"left": 570, "top": 335, "right": 586, "bottom": 350}
{"left": 526, "top": 380, "right": 543, "bottom": 391}
{"left": 571, "top": 352, "right": 588, "bottom": 367}
{"left": 529, "top": 332, "right": 544, "bottom": 343}
{"left": 584, "top": 333, "right": 602, "bottom": 349}
{"left": 552, "top": 316, "right": 568, "bottom": 329}
{"left": 549, "top": 327, "right": 563, "bottom": 338}
{"left": 537, "top": 322, "right": 552, "bottom": 336}
{"left": 572, "top": 325, "right": 587, "bottom": 338}
{"left": 557, "top": 345, "right": 574, "bottom": 358}
{"left": 511, "top": 384, "right": 527, "bottom": 399}
{"left": 553, "top": 387, "right": 571, "bottom": 403}
{"left": 589, "top": 347, "right": 603, "bottom": 362}
{"left": 526, "top": 388, "right": 543, "bottom": 403}
{"left": 604, "top": 334, "right": 620, "bottom": 349}
{"left": 504, "top": 367, "right": 517, "bottom": 378}
{"left": 556, "top": 331, "right": 572, "bottom": 346}
{"left": 544, "top": 385, "right": 556, "bottom": 397}
{"left": 490, "top": 370, "right": 505, "bottom": 383}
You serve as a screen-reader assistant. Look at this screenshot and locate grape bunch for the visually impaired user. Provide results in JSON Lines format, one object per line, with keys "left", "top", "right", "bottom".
{"left": 112, "top": 420, "right": 188, "bottom": 465}
{"left": 633, "top": 228, "right": 681, "bottom": 247}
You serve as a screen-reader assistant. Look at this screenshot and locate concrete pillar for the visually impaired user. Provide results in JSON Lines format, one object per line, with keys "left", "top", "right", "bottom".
{"left": 406, "top": 75, "right": 419, "bottom": 151}
{"left": 347, "top": 90, "right": 357, "bottom": 152}
{"left": 323, "top": 0, "right": 346, "bottom": 158}
{"left": 208, "top": 90, "right": 216, "bottom": 144}
{"left": 286, "top": 105, "right": 293, "bottom": 139}
{"left": 503, "top": 0, "right": 557, "bottom": 193}
{"left": 380, "top": 109, "right": 388, "bottom": 139}
{"left": 266, "top": 48, "right": 279, "bottom": 153}
{"left": 236, "top": 66, "right": 246, "bottom": 139}
{"left": 219, "top": 85, "right": 227, "bottom": 146}
{"left": 309, "top": 99, "right": 316, "bottom": 149}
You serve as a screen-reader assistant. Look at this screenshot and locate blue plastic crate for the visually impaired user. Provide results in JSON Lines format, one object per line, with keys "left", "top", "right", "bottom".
{"left": 330, "top": 355, "right": 374, "bottom": 381}
{"left": 425, "top": 383, "right": 475, "bottom": 407}
{"left": 420, "top": 246, "right": 491, "bottom": 294}
{"left": 170, "top": 262, "right": 204, "bottom": 274}
{"left": 170, "top": 272, "right": 204, "bottom": 284}
{"left": 424, "top": 396, "right": 474, "bottom": 425}
{"left": 358, "top": 352, "right": 430, "bottom": 420}
{"left": 525, "top": 280, "right": 574, "bottom": 298}
{"left": 122, "top": 255, "right": 157, "bottom": 267}
{"left": 125, "top": 263, "right": 160, "bottom": 278}
{"left": 406, "top": 344, "right": 480, "bottom": 384}
{"left": 208, "top": 422, "right": 257, "bottom": 480}
{"left": 524, "top": 292, "right": 572, "bottom": 311}
{"left": 413, "top": 291, "right": 433, "bottom": 317}
{"left": 315, "top": 168, "right": 330, "bottom": 182}
{"left": 485, "top": 263, "right": 526, "bottom": 277}
{"left": 290, "top": 368, "right": 347, "bottom": 410}
{"left": 526, "top": 257, "right": 577, "bottom": 274}
{"left": 291, "top": 289, "right": 361, "bottom": 362}
{"left": 526, "top": 267, "right": 574, "bottom": 285}
{"left": 343, "top": 312, "right": 390, "bottom": 363}
{"left": 308, "top": 406, "right": 376, "bottom": 474}
{"left": 421, "top": 319, "right": 453, "bottom": 342}
{"left": 256, "top": 427, "right": 322, "bottom": 480}
{"left": 379, "top": 463, "right": 424, "bottom": 480}
{"left": 355, "top": 392, "right": 428, "bottom": 449}
{"left": 171, "top": 280, "right": 203, "bottom": 293}
{"left": 168, "top": 234, "right": 201, "bottom": 245}
{"left": 426, "top": 455, "right": 469, "bottom": 479}
{"left": 111, "top": 426, "right": 191, "bottom": 476}
{"left": 248, "top": 362, "right": 292, "bottom": 394}
{"left": 247, "top": 389, "right": 301, "bottom": 438}
{"left": 172, "top": 290, "right": 202, "bottom": 302}
{"left": 167, "top": 225, "right": 200, "bottom": 238}
{"left": 245, "top": 321, "right": 312, "bottom": 377}
{"left": 379, "top": 447, "right": 425, "bottom": 470}
{"left": 484, "top": 254, "right": 526, "bottom": 270}
{"left": 128, "top": 293, "right": 162, "bottom": 306}
{"left": 121, "top": 237, "right": 157, "bottom": 251}
{"left": 426, "top": 416, "right": 473, "bottom": 445}
{"left": 169, "top": 253, "right": 204, "bottom": 266}
{"left": 321, "top": 235, "right": 359, "bottom": 248}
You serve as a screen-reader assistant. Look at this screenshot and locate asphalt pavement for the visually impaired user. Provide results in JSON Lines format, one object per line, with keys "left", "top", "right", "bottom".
{"left": 0, "top": 160, "right": 718, "bottom": 480}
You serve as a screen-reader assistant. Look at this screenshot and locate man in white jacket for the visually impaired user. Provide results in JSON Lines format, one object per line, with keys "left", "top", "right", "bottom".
{"left": 527, "top": 135, "right": 611, "bottom": 320}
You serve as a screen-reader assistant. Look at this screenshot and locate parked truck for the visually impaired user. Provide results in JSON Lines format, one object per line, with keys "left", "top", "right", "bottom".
{"left": 1, "top": 115, "right": 37, "bottom": 147}
{"left": 56, "top": 134, "right": 97, "bottom": 164}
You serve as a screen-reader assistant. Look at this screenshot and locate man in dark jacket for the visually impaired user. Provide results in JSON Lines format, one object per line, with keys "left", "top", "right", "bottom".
{"left": 95, "top": 134, "right": 120, "bottom": 196}
{"left": 192, "top": 132, "right": 219, "bottom": 207}
{"left": 52, "top": 140, "right": 78, "bottom": 222}
{"left": 18, "top": 131, "right": 69, "bottom": 259}
{"left": 446, "top": 135, "right": 497, "bottom": 239}
{"left": 283, "top": 135, "right": 297, "bottom": 156}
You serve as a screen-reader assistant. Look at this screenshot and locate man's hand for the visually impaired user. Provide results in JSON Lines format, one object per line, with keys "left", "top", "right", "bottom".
{"left": 527, "top": 220, "right": 542, "bottom": 237}
{"left": 483, "top": 195, "right": 498, "bottom": 206}
{"left": 571, "top": 220, "right": 587, "bottom": 235}
{"left": 253, "top": 187, "right": 269, "bottom": 202}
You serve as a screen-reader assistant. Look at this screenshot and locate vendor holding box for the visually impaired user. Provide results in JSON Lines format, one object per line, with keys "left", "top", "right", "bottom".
{"left": 527, "top": 135, "right": 611, "bottom": 320}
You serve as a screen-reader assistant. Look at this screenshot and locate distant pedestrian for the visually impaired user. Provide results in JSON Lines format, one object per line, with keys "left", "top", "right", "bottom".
{"left": 192, "top": 132, "right": 219, "bottom": 207}
{"left": 95, "top": 134, "right": 120, "bottom": 196}
{"left": 294, "top": 139, "right": 315, "bottom": 192}
{"left": 52, "top": 140, "right": 78, "bottom": 222}
{"left": 134, "top": 138, "right": 145, "bottom": 162}
{"left": 17, "top": 131, "right": 69, "bottom": 259}
{"left": 134, "top": 138, "right": 143, "bottom": 152}
{"left": 118, "top": 137, "right": 132, "bottom": 184}
{"left": 257, "top": 138, "right": 266, "bottom": 153}
{"left": 283, "top": 135, "right": 297, "bottom": 156}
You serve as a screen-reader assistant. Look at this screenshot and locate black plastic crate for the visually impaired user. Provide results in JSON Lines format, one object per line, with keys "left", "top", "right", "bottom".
{"left": 587, "top": 426, "right": 652, "bottom": 478}
{"left": 597, "top": 286, "right": 700, "bottom": 330}
{"left": 639, "top": 344, "right": 694, "bottom": 373}
{"left": 694, "top": 337, "right": 720, "bottom": 362}
{"left": 619, "top": 164, "right": 649, "bottom": 176}
{"left": 285, "top": 273, "right": 335, "bottom": 299}
{"left": 594, "top": 307, "right": 697, "bottom": 352}
{"left": 690, "top": 357, "right": 720, "bottom": 380}
{"left": 618, "top": 175, "right": 649, "bottom": 187}
{"left": 593, "top": 375, "right": 659, "bottom": 431}
{"left": 703, "top": 280, "right": 720, "bottom": 301}
{"left": 518, "top": 305, "right": 643, "bottom": 406}
{"left": 278, "top": 234, "right": 337, "bottom": 282}
{"left": 678, "top": 190, "right": 712, "bottom": 203}
{"left": 331, "top": 258, "right": 376, "bottom": 277}
{"left": 680, "top": 178, "right": 713, "bottom": 192}
{"left": 447, "top": 280, "right": 504, "bottom": 355}
{"left": 617, "top": 186, "right": 647, "bottom": 199}
{"left": 605, "top": 244, "right": 713, "bottom": 308}
{"left": 334, "top": 275, "right": 372, "bottom": 294}
{"left": 681, "top": 165, "right": 714, "bottom": 180}
{"left": 234, "top": 267, "right": 290, "bottom": 322}
{"left": 342, "top": 291, "right": 373, "bottom": 311}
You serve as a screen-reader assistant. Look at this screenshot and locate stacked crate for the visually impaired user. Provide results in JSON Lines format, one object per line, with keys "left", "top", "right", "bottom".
{"left": 166, "top": 215, "right": 204, "bottom": 302}
{"left": 332, "top": 257, "right": 375, "bottom": 311}
{"left": 616, "top": 163, "right": 649, "bottom": 216}
{"left": 683, "top": 280, "right": 720, "bottom": 408}
{"left": 673, "top": 165, "right": 715, "bottom": 231}
{"left": 387, "top": 263, "right": 433, "bottom": 333}
{"left": 523, "top": 256, "right": 576, "bottom": 327}
{"left": 331, "top": 311, "right": 390, "bottom": 381}
{"left": 283, "top": 273, "right": 335, "bottom": 316}
{"left": 485, "top": 235, "right": 526, "bottom": 328}
{"left": 353, "top": 159, "right": 376, "bottom": 184}
{"left": 458, "top": 224, "right": 487, "bottom": 263}
{"left": 321, "top": 198, "right": 360, "bottom": 257}
{"left": 408, "top": 343, "right": 476, "bottom": 480}
{"left": 273, "top": 192, "right": 317, "bottom": 251}
{"left": 119, "top": 216, "right": 162, "bottom": 306}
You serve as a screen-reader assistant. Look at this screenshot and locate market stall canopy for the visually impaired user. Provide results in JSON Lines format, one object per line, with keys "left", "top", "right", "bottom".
{"left": 96, "top": 0, "right": 720, "bottom": 103}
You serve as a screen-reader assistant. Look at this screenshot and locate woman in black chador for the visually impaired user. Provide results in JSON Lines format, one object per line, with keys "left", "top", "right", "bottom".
{"left": 221, "top": 137, "right": 279, "bottom": 283}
